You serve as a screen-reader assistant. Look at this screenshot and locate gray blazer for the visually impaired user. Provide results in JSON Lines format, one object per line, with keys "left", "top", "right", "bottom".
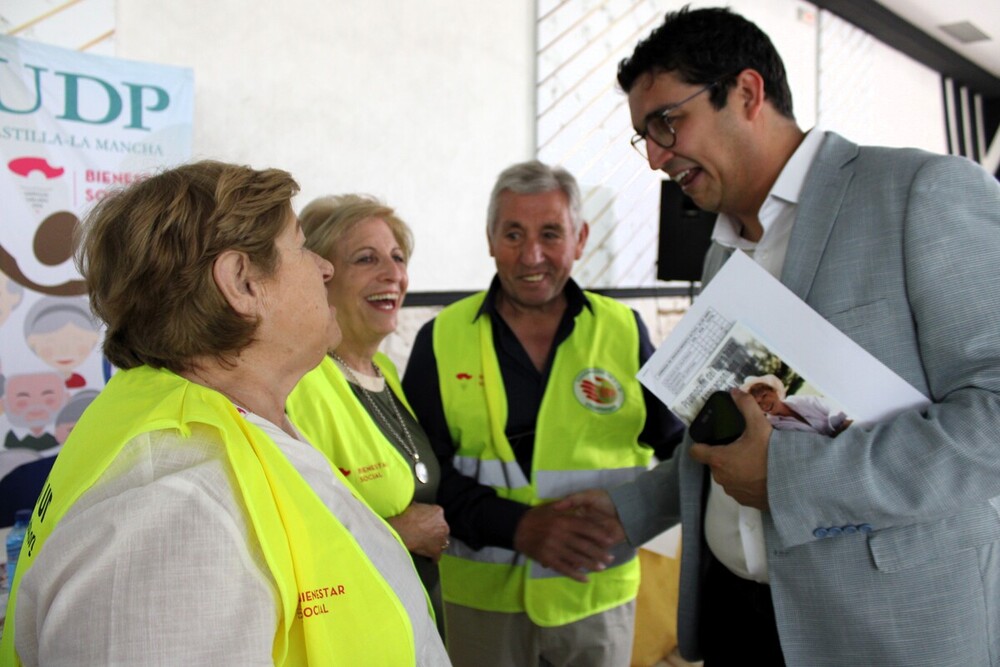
{"left": 611, "top": 132, "right": 1000, "bottom": 666}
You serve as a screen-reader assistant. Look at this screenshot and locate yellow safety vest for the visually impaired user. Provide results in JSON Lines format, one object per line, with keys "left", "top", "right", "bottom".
{"left": 287, "top": 353, "right": 415, "bottom": 518}
{"left": 0, "top": 365, "right": 415, "bottom": 666}
{"left": 433, "top": 291, "right": 651, "bottom": 626}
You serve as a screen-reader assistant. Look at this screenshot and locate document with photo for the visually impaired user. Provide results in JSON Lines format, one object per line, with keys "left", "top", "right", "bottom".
{"left": 669, "top": 319, "right": 852, "bottom": 437}
{"left": 639, "top": 251, "right": 928, "bottom": 428}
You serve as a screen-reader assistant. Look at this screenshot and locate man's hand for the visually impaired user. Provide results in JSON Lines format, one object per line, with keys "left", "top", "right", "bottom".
{"left": 552, "top": 488, "right": 627, "bottom": 544}
{"left": 513, "top": 499, "right": 621, "bottom": 582}
{"left": 689, "top": 388, "right": 772, "bottom": 510}
{"left": 387, "top": 502, "right": 451, "bottom": 562}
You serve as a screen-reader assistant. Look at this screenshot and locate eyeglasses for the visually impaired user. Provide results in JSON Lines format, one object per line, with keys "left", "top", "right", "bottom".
{"left": 629, "top": 81, "right": 718, "bottom": 159}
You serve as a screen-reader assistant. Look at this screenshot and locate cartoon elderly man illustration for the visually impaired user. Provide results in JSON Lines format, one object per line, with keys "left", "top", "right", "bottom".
{"left": 2, "top": 370, "right": 68, "bottom": 451}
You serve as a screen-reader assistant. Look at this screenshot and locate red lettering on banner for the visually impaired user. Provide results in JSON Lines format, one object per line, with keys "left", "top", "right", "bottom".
{"left": 84, "top": 170, "right": 145, "bottom": 184}
{"left": 85, "top": 188, "right": 112, "bottom": 202}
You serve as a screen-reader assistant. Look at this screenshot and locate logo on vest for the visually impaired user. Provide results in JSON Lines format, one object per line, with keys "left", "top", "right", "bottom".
{"left": 573, "top": 369, "right": 624, "bottom": 413}
{"left": 455, "top": 372, "right": 483, "bottom": 387}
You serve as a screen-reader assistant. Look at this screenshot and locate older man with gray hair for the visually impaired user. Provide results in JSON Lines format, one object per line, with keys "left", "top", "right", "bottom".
{"left": 404, "top": 160, "right": 683, "bottom": 667}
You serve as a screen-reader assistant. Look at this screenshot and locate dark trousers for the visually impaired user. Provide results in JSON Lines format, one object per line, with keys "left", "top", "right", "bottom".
{"left": 699, "top": 554, "right": 786, "bottom": 666}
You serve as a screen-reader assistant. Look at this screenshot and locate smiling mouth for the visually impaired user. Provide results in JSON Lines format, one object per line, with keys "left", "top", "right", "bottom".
{"left": 366, "top": 293, "right": 399, "bottom": 310}
{"left": 521, "top": 274, "right": 545, "bottom": 283}
{"left": 672, "top": 167, "right": 700, "bottom": 189}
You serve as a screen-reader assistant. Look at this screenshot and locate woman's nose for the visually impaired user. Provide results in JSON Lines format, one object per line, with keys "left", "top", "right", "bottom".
{"left": 315, "top": 253, "right": 334, "bottom": 281}
{"left": 380, "top": 258, "right": 405, "bottom": 282}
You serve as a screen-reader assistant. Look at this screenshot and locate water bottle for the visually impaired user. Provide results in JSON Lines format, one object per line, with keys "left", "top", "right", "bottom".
{"left": 6, "top": 509, "right": 31, "bottom": 590}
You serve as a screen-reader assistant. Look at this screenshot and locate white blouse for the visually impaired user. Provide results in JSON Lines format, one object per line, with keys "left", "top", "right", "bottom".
{"left": 14, "top": 414, "right": 449, "bottom": 666}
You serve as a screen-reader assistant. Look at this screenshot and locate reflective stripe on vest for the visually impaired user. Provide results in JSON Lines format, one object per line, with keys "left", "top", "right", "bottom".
{"left": 432, "top": 291, "right": 651, "bottom": 626}
{"left": 287, "top": 353, "right": 414, "bottom": 518}
{"left": 453, "top": 455, "right": 530, "bottom": 489}
{"left": 0, "top": 366, "right": 415, "bottom": 666}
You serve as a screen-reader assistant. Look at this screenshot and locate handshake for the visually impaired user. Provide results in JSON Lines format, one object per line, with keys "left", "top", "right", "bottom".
{"left": 513, "top": 490, "right": 627, "bottom": 583}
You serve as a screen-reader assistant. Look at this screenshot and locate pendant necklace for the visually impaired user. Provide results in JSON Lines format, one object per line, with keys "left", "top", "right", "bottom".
{"left": 331, "top": 353, "right": 429, "bottom": 484}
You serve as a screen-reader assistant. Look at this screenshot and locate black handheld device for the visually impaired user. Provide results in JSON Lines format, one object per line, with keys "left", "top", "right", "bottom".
{"left": 689, "top": 391, "right": 746, "bottom": 445}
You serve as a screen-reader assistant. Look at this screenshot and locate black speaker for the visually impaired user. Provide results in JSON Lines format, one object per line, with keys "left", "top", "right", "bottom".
{"left": 656, "top": 180, "right": 718, "bottom": 282}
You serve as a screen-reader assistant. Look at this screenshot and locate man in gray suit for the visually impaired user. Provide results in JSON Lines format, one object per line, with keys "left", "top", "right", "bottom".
{"left": 563, "top": 6, "right": 1000, "bottom": 666}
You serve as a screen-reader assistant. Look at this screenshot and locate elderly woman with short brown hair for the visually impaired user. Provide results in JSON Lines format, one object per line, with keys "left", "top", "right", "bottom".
{"left": 0, "top": 162, "right": 449, "bottom": 666}
{"left": 287, "top": 194, "right": 449, "bottom": 633}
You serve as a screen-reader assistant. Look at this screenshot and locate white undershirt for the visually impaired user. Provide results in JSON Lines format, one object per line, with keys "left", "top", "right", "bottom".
{"left": 703, "top": 127, "right": 825, "bottom": 583}
{"left": 14, "top": 413, "right": 449, "bottom": 666}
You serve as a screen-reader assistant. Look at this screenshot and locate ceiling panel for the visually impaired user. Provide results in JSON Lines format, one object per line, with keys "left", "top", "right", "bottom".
{"left": 875, "top": 0, "right": 1000, "bottom": 78}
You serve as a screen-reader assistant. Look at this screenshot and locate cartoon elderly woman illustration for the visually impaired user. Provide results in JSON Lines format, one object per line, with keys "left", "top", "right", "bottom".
{"left": 23, "top": 296, "right": 101, "bottom": 388}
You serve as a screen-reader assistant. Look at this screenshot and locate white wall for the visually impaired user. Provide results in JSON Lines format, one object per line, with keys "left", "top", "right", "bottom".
{"left": 7, "top": 0, "right": 952, "bottom": 297}
{"left": 115, "top": 0, "right": 536, "bottom": 292}
{"left": 816, "top": 10, "right": 946, "bottom": 152}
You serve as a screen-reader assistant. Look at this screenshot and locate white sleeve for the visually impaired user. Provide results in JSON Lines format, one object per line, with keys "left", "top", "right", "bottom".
{"left": 15, "top": 430, "right": 278, "bottom": 667}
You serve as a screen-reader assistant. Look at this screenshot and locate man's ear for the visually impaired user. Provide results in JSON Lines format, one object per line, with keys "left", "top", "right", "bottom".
{"left": 574, "top": 221, "right": 590, "bottom": 259}
{"left": 213, "top": 249, "right": 261, "bottom": 317}
{"left": 733, "top": 68, "right": 766, "bottom": 121}
{"left": 487, "top": 227, "right": 496, "bottom": 258}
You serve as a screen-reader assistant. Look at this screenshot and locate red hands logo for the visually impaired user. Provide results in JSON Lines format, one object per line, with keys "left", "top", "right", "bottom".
{"left": 580, "top": 376, "right": 617, "bottom": 405}
{"left": 8, "top": 157, "right": 65, "bottom": 179}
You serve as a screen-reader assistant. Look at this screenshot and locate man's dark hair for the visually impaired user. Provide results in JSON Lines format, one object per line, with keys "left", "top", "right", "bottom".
{"left": 617, "top": 6, "right": 794, "bottom": 120}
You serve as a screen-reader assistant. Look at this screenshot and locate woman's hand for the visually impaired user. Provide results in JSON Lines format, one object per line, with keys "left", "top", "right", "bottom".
{"left": 387, "top": 502, "right": 451, "bottom": 562}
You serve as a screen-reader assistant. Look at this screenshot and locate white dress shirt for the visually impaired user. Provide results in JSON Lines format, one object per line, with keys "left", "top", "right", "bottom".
{"left": 703, "top": 127, "right": 826, "bottom": 582}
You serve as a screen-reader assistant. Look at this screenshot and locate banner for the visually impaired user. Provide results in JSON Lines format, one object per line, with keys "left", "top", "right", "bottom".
{"left": 0, "top": 35, "right": 193, "bottom": 519}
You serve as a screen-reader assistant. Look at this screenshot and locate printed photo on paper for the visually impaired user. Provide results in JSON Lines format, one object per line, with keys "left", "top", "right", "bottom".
{"left": 670, "top": 321, "right": 853, "bottom": 437}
